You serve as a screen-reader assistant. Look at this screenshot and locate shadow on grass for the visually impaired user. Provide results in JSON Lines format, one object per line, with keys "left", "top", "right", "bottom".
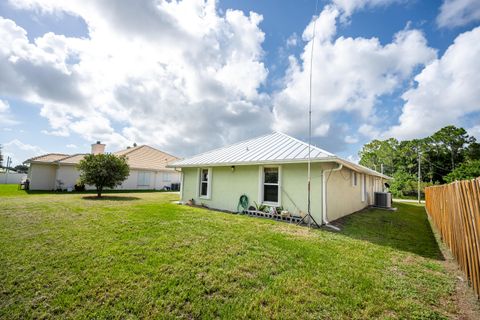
{"left": 332, "top": 202, "right": 444, "bottom": 260}
{"left": 82, "top": 195, "right": 140, "bottom": 201}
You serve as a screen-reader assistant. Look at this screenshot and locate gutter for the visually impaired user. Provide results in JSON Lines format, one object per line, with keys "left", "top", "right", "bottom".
{"left": 168, "top": 157, "right": 389, "bottom": 180}
{"left": 322, "top": 163, "right": 343, "bottom": 229}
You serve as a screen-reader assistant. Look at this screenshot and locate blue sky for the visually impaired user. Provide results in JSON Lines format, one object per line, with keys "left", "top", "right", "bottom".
{"left": 1, "top": 0, "right": 480, "bottom": 166}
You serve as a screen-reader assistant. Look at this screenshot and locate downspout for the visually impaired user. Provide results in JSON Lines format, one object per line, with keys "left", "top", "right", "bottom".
{"left": 322, "top": 162, "right": 343, "bottom": 229}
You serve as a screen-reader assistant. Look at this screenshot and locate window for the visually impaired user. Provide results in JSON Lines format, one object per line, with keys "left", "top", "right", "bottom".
{"left": 138, "top": 171, "right": 151, "bottom": 186}
{"left": 351, "top": 171, "right": 358, "bottom": 187}
{"left": 199, "top": 168, "right": 211, "bottom": 198}
{"left": 262, "top": 167, "right": 280, "bottom": 204}
{"left": 163, "top": 172, "right": 171, "bottom": 182}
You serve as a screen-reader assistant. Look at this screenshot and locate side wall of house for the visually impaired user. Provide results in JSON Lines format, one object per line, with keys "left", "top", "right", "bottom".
{"left": 56, "top": 165, "right": 80, "bottom": 190}
{"left": 116, "top": 169, "right": 181, "bottom": 190}
{"left": 325, "top": 167, "right": 384, "bottom": 221}
{"left": 28, "top": 163, "right": 57, "bottom": 190}
{"left": 181, "top": 163, "right": 324, "bottom": 222}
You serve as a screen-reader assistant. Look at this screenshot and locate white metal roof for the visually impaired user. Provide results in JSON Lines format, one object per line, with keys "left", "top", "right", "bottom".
{"left": 169, "top": 131, "right": 390, "bottom": 179}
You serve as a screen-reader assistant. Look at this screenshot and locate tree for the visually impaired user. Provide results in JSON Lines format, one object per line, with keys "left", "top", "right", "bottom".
{"left": 444, "top": 160, "right": 480, "bottom": 183}
{"left": 77, "top": 154, "right": 130, "bottom": 197}
{"left": 358, "top": 138, "right": 398, "bottom": 176}
{"left": 0, "top": 144, "right": 3, "bottom": 168}
{"left": 430, "top": 125, "right": 473, "bottom": 170}
{"left": 14, "top": 164, "right": 29, "bottom": 173}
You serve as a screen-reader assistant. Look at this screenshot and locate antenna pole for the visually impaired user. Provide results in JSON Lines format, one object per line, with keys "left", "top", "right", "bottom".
{"left": 417, "top": 148, "right": 421, "bottom": 204}
{"left": 306, "top": 0, "right": 319, "bottom": 228}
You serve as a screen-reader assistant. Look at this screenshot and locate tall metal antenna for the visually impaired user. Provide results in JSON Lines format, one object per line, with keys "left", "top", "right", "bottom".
{"left": 300, "top": 0, "right": 321, "bottom": 228}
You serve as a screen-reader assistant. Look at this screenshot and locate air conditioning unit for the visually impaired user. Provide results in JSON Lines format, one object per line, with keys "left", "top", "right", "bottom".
{"left": 374, "top": 192, "right": 392, "bottom": 208}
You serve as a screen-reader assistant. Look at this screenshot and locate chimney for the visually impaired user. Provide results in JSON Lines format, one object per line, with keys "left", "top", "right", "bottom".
{"left": 91, "top": 141, "right": 106, "bottom": 155}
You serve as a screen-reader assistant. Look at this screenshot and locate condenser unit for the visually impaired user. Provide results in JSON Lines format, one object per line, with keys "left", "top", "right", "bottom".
{"left": 374, "top": 192, "right": 392, "bottom": 208}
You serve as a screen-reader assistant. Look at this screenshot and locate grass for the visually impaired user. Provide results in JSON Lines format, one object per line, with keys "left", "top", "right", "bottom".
{"left": 0, "top": 184, "right": 169, "bottom": 197}
{"left": 0, "top": 184, "right": 466, "bottom": 319}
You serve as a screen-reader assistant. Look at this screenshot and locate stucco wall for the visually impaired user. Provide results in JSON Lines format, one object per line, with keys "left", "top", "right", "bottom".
{"left": 181, "top": 162, "right": 384, "bottom": 223}
{"left": 30, "top": 164, "right": 180, "bottom": 191}
{"left": 181, "top": 163, "right": 324, "bottom": 222}
{"left": 28, "top": 163, "right": 57, "bottom": 190}
{"left": 110, "top": 169, "right": 180, "bottom": 190}
{"left": 324, "top": 166, "right": 383, "bottom": 221}
{"left": 56, "top": 165, "right": 80, "bottom": 190}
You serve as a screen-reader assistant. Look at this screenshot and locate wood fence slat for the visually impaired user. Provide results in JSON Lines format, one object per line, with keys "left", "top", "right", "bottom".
{"left": 425, "top": 177, "right": 480, "bottom": 298}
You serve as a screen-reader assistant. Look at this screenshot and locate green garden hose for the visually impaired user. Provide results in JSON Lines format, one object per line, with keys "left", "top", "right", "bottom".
{"left": 237, "top": 194, "right": 249, "bottom": 213}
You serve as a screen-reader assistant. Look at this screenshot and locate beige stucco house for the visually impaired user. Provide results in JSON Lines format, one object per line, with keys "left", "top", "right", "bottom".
{"left": 25, "top": 142, "right": 180, "bottom": 191}
{"left": 169, "top": 132, "right": 389, "bottom": 224}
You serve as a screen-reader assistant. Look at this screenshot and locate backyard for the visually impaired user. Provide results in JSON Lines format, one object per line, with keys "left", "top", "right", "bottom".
{"left": 0, "top": 185, "right": 478, "bottom": 319}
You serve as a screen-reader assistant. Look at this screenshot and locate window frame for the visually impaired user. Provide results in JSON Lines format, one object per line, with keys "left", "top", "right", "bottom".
{"left": 361, "top": 174, "right": 366, "bottom": 202}
{"left": 137, "top": 171, "right": 151, "bottom": 187}
{"left": 258, "top": 165, "right": 281, "bottom": 206}
{"left": 351, "top": 171, "right": 358, "bottom": 187}
{"left": 198, "top": 168, "right": 212, "bottom": 199}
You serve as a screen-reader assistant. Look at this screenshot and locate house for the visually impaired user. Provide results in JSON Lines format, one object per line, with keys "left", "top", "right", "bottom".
{"left": 168, "top": 132, "right": 389, "bottom": 224}
{"left": 24, "top": 142, "right": 181, "bottom": 191}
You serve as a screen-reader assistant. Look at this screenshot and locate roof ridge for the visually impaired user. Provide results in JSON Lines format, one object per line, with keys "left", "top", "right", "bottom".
{"left": 113, "top": 145, "right": 144, "bottom": 157}
{"left": 25, "top": 153, "right": 69, "bottom": 163}
{"left": 56, "top": 153, "right": 87, "bottom": 162}
{"left": 135, "top": 145, "right": 179, "bottom": 160}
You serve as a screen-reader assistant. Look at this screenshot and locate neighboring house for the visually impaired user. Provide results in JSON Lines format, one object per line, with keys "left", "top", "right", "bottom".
{"left": 169, "top": 132, "right": 390, "bottom": 224}
{"left": 25, "top": 142, "right": 180, "bottom": 191}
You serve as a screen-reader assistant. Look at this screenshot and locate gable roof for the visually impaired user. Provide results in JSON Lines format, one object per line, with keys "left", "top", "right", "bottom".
{"left": 25, "top": 153, "right": 69, "bottom": 163}
{"left": 57, "top": 154, "right": 87, "bottom": 164}
{"left": 113, "top": 145, "right": 178, "bottom": 171}
{"left": 24, "top": 146, "right": 179, "bottom": 172}
{"left": 170, "top": 132, "right": 334, "bottom": 167}
{"left": 169, "top": 132, "right": 389, "bottom": 179}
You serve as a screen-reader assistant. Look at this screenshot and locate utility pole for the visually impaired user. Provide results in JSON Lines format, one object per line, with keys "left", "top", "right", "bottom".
{"left": 5, "top": 156, "right": 11, "bottom": 184}
{"left": 417, "top": 148, "right": 421, "bottom": 204}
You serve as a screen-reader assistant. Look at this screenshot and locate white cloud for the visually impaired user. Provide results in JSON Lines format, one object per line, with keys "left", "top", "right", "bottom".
{"left": 1, "top": 0, "right": 271, "bottom": 155}
{"left": 273, "top": 6, "right": 436, "bottom": 141}
{"left": 332, "top": 0, "right": 404, "bottom": 18}
{"left": 468, "top": 125, "right": 480, "bottom": 139}
{"left": 346, "top": 154, "right": 360, "bottom": 163}
{"left": 437, "top": 0, "right": 480, "bottom": 28}
{"left": 386, "top": 27, "right": 480, "bottom": 140}
{"left": 66, "top": 144, "right": 77, "bottom": 149}
{"left": 344, "top": 135, "right": 359, "bottom": 144}
{"left": 0, "top": 99, "right": 19, "bottom": 126}
{"left": 358, "top": 124, "right": 381, "bottom": 139}
{"left": 2, "top": 139, "right": 46, "bottom": 165}
{"left": 286, "top": 33, "right": 298, "bottom": 47}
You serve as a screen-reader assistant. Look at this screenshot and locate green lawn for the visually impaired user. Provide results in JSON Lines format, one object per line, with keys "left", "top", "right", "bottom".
{"left": 0, "top": 184, "right": 464, "bottom": 319}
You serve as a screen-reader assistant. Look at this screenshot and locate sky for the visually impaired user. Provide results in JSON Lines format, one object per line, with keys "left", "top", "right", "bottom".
{"left": 1, "top": 0, "right": 480, "bottom": 166}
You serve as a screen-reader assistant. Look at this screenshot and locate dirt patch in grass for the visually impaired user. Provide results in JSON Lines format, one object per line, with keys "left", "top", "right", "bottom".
{"left": 428, "top": 217, "right": 480, "bottom": 320}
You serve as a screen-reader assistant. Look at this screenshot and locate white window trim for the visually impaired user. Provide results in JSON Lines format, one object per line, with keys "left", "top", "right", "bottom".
{"left": 198, "top": 168, "right": 212, "bottom": 199}
{"left": 137, "top": 171, "right": 151, "bottom": 187}
{"left": 361, "top": 174, "right": 366, "bottom": 202}
{"left": 351, "top": 171, "right": 358, "bottom": 187}
{"left": 258, "top": 165, "right": 282, "bottom": 207}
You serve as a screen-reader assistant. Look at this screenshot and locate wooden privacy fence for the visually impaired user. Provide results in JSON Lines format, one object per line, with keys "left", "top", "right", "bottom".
{"left": 425, "top": 177, "right": 480, "bottom": 298}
